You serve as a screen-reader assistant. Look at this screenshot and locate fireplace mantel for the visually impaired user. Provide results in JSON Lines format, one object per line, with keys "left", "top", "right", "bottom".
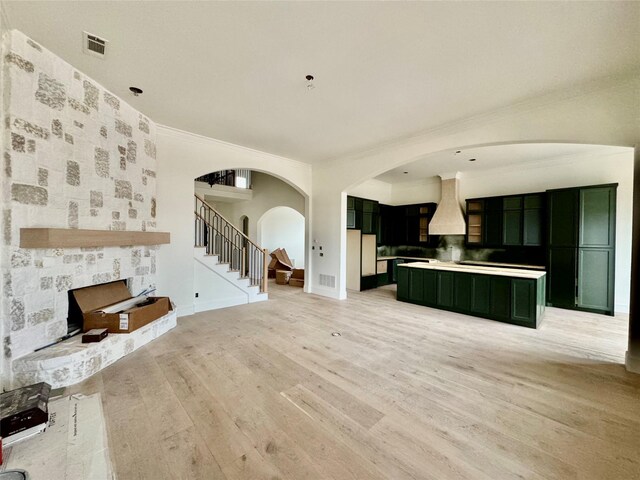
{"left": 20, "top": 228, "right": 170, "bottom": 248}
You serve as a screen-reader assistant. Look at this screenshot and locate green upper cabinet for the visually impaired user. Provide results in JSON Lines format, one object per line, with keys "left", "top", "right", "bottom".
{"left": 548, "top": 189, "right": 578, "bottom": 247}
{"left": 503, "top": 210, "right": 523, "bottom": 246}
{"left": 523, "top": 194, "right": 544, "bottom": 246}
{"left": 466, "top": 193, "right": 544, "bottom": 248}
{"left": 484, "top": 210, "right": 503, "bottom": 247}
{"left": 523, "top": 208, "right": 543, "bottom": 246}
{"left": 346, "top": 195, "right": 379, "bottom": 234}
{"left": 503, "top": 196, "right": 522, "bottom": 210}
{"left": 579, "top": 187, "right": 616, "bottom": 248}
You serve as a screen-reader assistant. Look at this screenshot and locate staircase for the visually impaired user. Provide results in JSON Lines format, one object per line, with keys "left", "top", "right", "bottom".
{"left": 194, "top": 194, "right": 268, "bottom": 311}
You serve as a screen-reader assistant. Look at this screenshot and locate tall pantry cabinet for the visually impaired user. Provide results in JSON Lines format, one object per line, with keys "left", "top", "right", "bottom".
{"left": 547, "top": 184, "right": 617, "bottom": 315}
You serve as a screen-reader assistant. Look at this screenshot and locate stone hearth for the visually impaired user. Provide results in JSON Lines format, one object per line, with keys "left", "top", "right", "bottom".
{"left": 12, "top": 310, "right": 176, "bottom": 388}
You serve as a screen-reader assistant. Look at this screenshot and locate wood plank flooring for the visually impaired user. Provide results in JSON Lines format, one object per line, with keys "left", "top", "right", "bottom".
{"left": 66, "top": 282, "right": 640, "bottom": 479}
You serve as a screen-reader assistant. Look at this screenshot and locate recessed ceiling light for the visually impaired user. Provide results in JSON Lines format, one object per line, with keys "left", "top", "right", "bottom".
{"left": 129, "top": 86, "right": 143, "bottom": 96}
{"left": 403, "top": 171, "right": 408, "bottom": 174}
{"left": 469, "top": 158, "right": 476, "bottom": 162}
{"left": 305, "top": 74, "right": 315, "bottom": 90}
{"left": 455, "top": 150, "right": 461, "bottom": 154}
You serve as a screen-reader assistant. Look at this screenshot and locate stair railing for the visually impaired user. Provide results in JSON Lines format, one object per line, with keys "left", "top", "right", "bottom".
{"left": 194, "top": 194, "right": 268, "bottom": 293}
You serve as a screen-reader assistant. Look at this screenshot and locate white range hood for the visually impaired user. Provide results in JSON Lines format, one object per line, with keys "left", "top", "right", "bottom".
{"left": 428, "top": 173, "right": 466, "bottom": 235}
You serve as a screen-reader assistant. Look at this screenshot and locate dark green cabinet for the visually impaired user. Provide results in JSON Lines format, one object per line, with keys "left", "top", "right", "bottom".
{"left": 512, "top": 279, "right": 536, "bottom": 324}
{"left": 548, "top": 189, "right": 578, "bottom": 247}
{"left": 503, "top": 210, "right": 522, "bottom": 246}
{"left": 484, "top": 210, "right": 503, "bottom": 246}
{"left": 466, "top": 193, "right": 544, "bottom": 248}
{"left": 422, "top": 269, "right": 438, "bottom": 305}
{"left": 437, "top": 272, "right": 455, "bottom": 308}
{"left": 547, "top": 247, "right": 577, "bottom": 308}
{"left": 547, "top": 184, "right": 616, "bottom": 315}
{"left": 490, "top": 277, "right": 512, "bottom": 321}
{"left": 347, "top": 196, "right": 379, "bottom": 234}
{"left": 579, "top": 187, "right": 615, "bottom": 248}
{"left": 523, "top": 208, "right": 543, "bottom": 246}
{"left": 396, "top": 267, "right": 409, "bottom": 301}
{"left": 577, "top": 248, "right": 614, "bottom": 311}
{"left": 454, "top": 273, "right": 472, "bottom": 311}
{"left": 407, "top": 268, "right": 424, "bottom": 303}
{"left": 396, "top": 266, "right": 545, "bottom": 328}
{"left": 470, "top": 275, "right": 491, "bottom": 315}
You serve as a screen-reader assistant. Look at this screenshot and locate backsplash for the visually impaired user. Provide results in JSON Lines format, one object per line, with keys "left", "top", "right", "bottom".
{"left": 378, "top": 235, "right": 546, "bottom": 266}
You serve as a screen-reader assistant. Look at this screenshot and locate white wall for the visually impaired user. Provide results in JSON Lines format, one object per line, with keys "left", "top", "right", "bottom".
{"left": 211, "top": 171, "right": 304, "bottom": 245}
{"left": 347, "top": 178, "right": 392, "bottom": 204}
{"left": 308, "top": 72, "right": 640, "bottom": 304}
{"left": 193, "top": 260, "right": 246, "bottom": 311}
{"left": 155, "top": 126, "right": 311, "bottom": 317}
{"left": 257, "top": 207, "right": 305, "bottom": 268}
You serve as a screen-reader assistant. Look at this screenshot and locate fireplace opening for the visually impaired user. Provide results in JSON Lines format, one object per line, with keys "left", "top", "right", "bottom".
{"left": 67, "top": 279, "right": 130, "bottom": 335}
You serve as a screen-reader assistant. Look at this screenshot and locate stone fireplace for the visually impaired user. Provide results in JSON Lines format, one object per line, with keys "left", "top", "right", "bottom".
{"left": 1, "top": 30, "right": 162, "bottom": 388}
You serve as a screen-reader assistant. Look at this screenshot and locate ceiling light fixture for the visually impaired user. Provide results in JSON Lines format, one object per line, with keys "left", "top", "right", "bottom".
{"left": 305, "top": 74, "right": 315, "bottom": 90}
{"left": 469, "top": 158, "right": 476, "bottom": 162}
{"left": 455, "top": 150, "right": 461, "bottom": 154}
{"left": 129, "top": 86, "right": 143, "bottom": 96}
{"left": 403, "top": 171, "right": 409, "bottom": 174}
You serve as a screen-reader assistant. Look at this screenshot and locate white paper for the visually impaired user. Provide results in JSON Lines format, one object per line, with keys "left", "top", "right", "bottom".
{"left": 118, "top": 314, "right": 129, "bottom": 330}
{"left": 1, "top": 394, "right": 114, "bottom": 480}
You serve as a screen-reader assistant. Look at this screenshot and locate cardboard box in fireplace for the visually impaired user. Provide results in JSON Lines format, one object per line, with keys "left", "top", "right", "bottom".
{"left": 71, "top": 280, "right": 172, "bottom": 334}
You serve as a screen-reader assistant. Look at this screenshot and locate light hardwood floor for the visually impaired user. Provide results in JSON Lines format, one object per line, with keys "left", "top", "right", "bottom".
{"left": 67, "top": 282, "right": 640, "bottom": 480}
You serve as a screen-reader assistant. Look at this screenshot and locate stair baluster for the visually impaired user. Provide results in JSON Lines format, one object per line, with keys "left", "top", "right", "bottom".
{"left": 194, "top": 194, "right": 268, "bottom": 293}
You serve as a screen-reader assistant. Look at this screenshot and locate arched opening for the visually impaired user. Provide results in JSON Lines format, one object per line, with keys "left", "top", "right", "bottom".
{"left": 257, "top": 207, "right": 305, "bottom": 268}
{"left": 191, "top": 167, "right": 308, "bottom": 308}
{"left": 343, "top": 142, "right": 634, "bottom": 320}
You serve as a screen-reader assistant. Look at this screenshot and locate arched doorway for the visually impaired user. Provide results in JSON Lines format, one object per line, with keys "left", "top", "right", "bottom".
{"left": 257, "top": 207, "right": 305, "bottom": 268}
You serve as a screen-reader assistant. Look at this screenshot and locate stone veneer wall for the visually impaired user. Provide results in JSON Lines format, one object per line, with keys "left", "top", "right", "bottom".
{"left": 0, "top": 30, "right": 158, "bottom": 388}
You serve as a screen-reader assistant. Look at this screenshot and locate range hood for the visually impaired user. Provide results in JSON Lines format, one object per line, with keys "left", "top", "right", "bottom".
{"left": 429, "top": 173, "right": 466, "bottom": 235}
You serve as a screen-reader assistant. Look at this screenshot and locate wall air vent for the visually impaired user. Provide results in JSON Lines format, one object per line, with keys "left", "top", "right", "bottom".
{"left": 82, "top": 31, "right": 108, "bottom": 58}
{"left": 319, "top": 274, "right": 336, "bottom": 289}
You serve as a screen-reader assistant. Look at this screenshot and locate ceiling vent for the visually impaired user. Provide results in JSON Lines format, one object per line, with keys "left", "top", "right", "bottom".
{"left": 82, "top": 31, "right": 108, "bottom": 58}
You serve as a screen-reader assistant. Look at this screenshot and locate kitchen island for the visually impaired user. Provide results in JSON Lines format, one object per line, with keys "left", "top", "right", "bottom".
{"left": 397, "top": 262, "right": 546, "bottom": 328}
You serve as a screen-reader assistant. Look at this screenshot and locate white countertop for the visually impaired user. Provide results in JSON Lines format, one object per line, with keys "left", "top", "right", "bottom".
{"left": 460, "top": 260, "right": 545, "bottom": 271}
{"left": 397, "top": 261, "right": 546, "bottom": 279}
{"left": 377, "top": 256, "right": 439, "bottom": 261}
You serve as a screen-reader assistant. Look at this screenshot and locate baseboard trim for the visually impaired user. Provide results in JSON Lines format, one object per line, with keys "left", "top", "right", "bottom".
{"left": 176, "top": 304, "right": 195, "bottom": 318}
{"left": 625, "top": 351, "right": 640, "bottom": 374}
{"left": 308, "top": 285, "right": 347, "bottom": 300}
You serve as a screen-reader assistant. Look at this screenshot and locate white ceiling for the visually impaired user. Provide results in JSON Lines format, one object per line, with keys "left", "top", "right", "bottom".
{"left": 375, "top": 143, "right": 631, "bottom": 184}
{"left": 5, "top": 1, "right": 640, "bottom": 164}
